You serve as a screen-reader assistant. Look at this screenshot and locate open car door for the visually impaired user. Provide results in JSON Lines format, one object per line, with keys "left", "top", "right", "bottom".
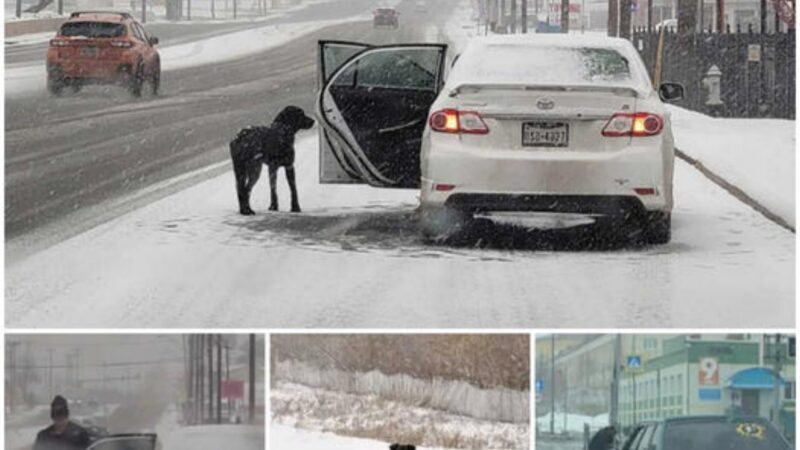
{"left": 86, "top": 433, "right": 157, "bottom": 450}
{"left": 317, "top": 41, "right": 447, "bottom": 188}
{"left": 318, "top": 41, "right": 372, "bottom": 184}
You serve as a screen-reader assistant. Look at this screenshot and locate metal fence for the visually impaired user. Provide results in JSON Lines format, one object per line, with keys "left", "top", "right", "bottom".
{"left": 632, "top": 27, "right": 795, "bottom": 119}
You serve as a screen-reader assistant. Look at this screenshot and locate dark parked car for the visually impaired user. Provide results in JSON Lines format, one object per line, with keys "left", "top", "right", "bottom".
{"left": 373, "top": 8, "right": 399, "bottom": 28}
{"left": 592, "top": 416, "right": 793, "bottom": 450}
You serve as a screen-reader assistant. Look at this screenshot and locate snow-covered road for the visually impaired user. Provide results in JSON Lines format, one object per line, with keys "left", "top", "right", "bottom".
{"left": 5, "top": 132, "right": 794, "bottom": 328}
{"left": 271, "top": 423, "right": 462, "bottom": 450}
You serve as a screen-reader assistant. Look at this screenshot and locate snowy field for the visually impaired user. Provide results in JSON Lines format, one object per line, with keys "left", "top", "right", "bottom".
{"left": 272, "top": 423, "right": 462, "bottom": 450}
{"left": 535, "top": 412, "right": 608, "bottom": 435}
{"left": 162, "top": 424, "right": 265, "bottom": 450}
{"left": 272, "top": 381, "right": 529, "bottom": 449}
{"left": 5, "top": 132, "right": 794, "bottom": 328}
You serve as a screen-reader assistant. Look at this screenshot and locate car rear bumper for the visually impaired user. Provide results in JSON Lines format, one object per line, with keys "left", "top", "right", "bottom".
{"left": 48, "top": 60, "right": 134, "bottom": 81}
{"left": 421, "top": 137, "right": 674, "bottom": 214}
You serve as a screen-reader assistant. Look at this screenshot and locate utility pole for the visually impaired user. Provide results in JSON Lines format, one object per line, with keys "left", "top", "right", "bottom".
{"left": 211, "top": 0, "right": 215, "bottom": 19}
{"left": 549, "top": 334, "right": 555, "bottom": 434}
{"left": 198, "top": 336, "right": 204, "bottom": 423}
{"left": 225, "top": 341, "right": 231, "bottom": 417}
{"left": 522, "top": 0, "right": 528, "bottom": 32}
{"left": 7, "top": 341, "right": 20, "bottom": 413}
{"left": 141, "top": 0, "right": 146, "bottom": 23}
{"left": 15, "top": 0, "right": 21, "bottom": 19}
{"left": 773, "top": 334, "right": 783, "bottom": 428}
{"left": 511, "top": 0, "right": 517, "bottom": 32}
{"left": 608, "top": 0, "right": 619, "bottom": 35}
{"left": 216, "top": 335, "right": 222, "bottom": 424}
{"left": 208, "top": 335, "right": 213, "bottom": 422}
{"left": 619, "top": 0, "right": 631, "bottom": 38}
{"left": 48, "top": 349, "right": 54, "bottom": 400}
{"left": 561, "top": 0, "right": 569, "bottom": 31}
{"left": 249, "top": 334, "right": 256, "bottom": 423}
{"left": 610, "top": 334, "right": 621, "bottom": 429}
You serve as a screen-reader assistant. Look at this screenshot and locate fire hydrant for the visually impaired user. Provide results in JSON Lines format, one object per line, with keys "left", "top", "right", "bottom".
{"left": 702, "top": 65, "right": 724, "bottom": 106}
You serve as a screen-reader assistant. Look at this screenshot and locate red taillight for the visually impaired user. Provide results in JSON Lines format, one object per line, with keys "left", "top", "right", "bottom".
{"left": 49, "top": 39, "right": 69, "bottom": 47}
{"left": 110, "top": 40, "right": 132, "bottom": 48}
{"left": 434, "top": 183, "right": 456, "bottom": 192}
{"left": 602, "top": 112, "right": 663, "bottom": 137}
{"left": 429, "top": 109, "right": 489, "bottom": 135}
{"left": 634, "top": 187, "right": 656, "bottom": 195}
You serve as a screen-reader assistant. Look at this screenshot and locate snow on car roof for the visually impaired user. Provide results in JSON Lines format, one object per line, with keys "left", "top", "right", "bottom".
{"left": 447, "top": 33, "right": 654, "bottom": 96}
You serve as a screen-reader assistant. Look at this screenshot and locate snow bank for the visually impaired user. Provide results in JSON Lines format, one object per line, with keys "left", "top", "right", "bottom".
{"left": 535, "top": 412, "right": 609, "bottom": 435}
{"left": 271, "top": 423, "right": 460, "bottom": 450}
{"left": 276, "top": 359, "right": 529, "bottom": 423}
{"left": 162, "top": 424, "right": 264, "bottom": 450}
{"left": 667, "top": 105, "right": 795, "bottom": 228}
{"left": 272, "top": 382, "right": 530, "bottom": 449}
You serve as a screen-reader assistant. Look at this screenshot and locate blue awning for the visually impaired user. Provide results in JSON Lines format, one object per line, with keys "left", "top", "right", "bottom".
{"left": 726, "top": 367, "right": 785, "bottom": 390}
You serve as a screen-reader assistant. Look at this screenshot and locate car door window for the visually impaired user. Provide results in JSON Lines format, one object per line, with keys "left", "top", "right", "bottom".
{"left": 130, "top": 24, "right": 144, "bottom": 42}
{"left": 135, "top": 23, "right": 149, "bottom": 42}
{"left": 636, "top": 424, "right": 656, "bottom": 450}
{"left": 626, "top": 426, "right": 647, "bottom": 450}
{"left": 321, "top": 45, "right": 446, "bottom": 188}
{"left": 333, "top": 48, "right": 440, "bottom": 91}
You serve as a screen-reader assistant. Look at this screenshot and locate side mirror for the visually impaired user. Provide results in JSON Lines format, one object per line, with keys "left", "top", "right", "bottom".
{"left": 148, "top": 36, "right": 159, "bottom": 46}
{"left": 659, "top": 82, "right": 684, "bottom": 102}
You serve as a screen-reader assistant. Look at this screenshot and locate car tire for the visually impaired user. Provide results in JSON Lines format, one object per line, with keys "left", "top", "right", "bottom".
{"left": 47, "top": 68, "right": 65, "bottom": 96}
{"left": 420, "top": 206, "right": 470, "bottom": 244}
{"left": 641, "top": 211, "right": 671, "bottom": 245}
{"left": 150, "top": 63, "right": 160, "bottom": 96}
{"left": 129, "top": 62, "right": 144, "bottom": 97}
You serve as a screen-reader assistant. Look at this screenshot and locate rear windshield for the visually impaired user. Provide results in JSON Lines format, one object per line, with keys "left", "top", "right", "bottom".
{"left": 60, "top": 22, "right": 126, "bottom": 38}
{"left": 377, "top": 8, "right": 395, "bottom": 13}
{"left": 663, "top": 419, "right": 790, "bottom": 450}
{"left": 453, "top": 44, "right": 641, "bottom": 87}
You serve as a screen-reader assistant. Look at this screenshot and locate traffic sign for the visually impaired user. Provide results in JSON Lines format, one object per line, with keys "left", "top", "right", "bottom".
{"left": 535, "top": 379, "right": 544, "bottom": 393}
{"left": 627, "top": 355, "right": 642, "bottom": 370}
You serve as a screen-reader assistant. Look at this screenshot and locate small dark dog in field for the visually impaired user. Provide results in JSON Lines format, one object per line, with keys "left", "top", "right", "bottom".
{"left": 389, "top": 445, "right": 416, "bottom": 450}
{"left": 229, "top": 106, "right": 315, "bottom": 215}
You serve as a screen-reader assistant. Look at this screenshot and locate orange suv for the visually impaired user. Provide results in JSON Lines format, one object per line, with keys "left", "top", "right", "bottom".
{"left": 47, "top": 11, "right": 161, "bottom": 97}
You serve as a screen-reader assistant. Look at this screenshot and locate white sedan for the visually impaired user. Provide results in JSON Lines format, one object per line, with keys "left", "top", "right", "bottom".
{"left": 315, "top": 34, "right": 684, "bottom": 244}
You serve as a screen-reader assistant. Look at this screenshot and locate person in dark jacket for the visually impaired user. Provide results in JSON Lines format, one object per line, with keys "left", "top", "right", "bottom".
{"left": 588, "top": 425, "right": 617, "bottom": 450}
{"left": 33, "top": 396, "right": 91, "bottom": 450}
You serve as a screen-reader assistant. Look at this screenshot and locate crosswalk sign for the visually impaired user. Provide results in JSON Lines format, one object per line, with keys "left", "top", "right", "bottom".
{"left": 627, "top": 355, "right": 643, "bottom": 371}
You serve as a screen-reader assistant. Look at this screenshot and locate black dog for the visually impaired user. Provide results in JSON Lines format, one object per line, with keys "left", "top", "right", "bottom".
{"left": 229, "top": 106, "right": 315, "bottom": 215}
{"left": 389, "top": 445, "right": 416, "bottom": 450}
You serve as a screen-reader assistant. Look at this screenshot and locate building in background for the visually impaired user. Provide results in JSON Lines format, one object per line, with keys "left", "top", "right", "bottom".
{"left": 536, "top": 334, "right": 795, "bottom": 441}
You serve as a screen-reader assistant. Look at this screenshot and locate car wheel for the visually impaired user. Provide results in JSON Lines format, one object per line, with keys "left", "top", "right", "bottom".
{"left": 641, "top": 211, "right": 671, "bottom": 245}
{"left": 151, "top": 64, "right": 160, "bottom": 96}
{"left": 420, "top": 206, "right": 470, "bottom": 244}
{"left": 129, "top": 62, "right": 144, "bottom": 97}
{"left": 47, "top": 68, "right": 65, "bottom": 96}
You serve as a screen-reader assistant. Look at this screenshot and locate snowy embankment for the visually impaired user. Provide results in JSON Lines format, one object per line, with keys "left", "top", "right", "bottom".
{"left": 272, "top": 381, "right": 530, "bottom": 449}
{"left": 535, "top": 412, "right": 609, "bottom": 435}
{"left": 667, "top": 105, "right": 796, "bottom": 229}
{"left": 272, "top": 423, "right": 460, "bottom": 450}
{"left": 276, "top": 359, "right": 529, "bottom": 423}
{"left": 5, "top": 9, "right": 373, "bottom": 97}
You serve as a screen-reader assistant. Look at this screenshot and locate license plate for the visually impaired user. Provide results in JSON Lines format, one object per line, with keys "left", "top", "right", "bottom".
{"left": 80, "top": 46, "right": 98, "bottom": 57}
{"left": 522, "top": 122, "right": 569, "bottom": 147}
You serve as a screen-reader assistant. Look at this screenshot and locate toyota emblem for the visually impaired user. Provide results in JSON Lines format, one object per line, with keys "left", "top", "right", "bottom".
{"left": 536, "top": 98, "right": 555, "bottom": 110}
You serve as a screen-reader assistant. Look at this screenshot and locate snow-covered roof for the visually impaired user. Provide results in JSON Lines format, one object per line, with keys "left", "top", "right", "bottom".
{"left": 446, "top": 33, "right": 654, "bottom": 96}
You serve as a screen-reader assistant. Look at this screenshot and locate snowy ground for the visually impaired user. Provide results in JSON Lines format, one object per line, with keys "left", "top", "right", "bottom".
{"left": 5, "top": 132, "right": 794, "bottom": 328}
{"left": 272, "top": 423, "right": 463, "bottom": 450}
{"left": 668, "top": 105, "right": 795, "bottom": 229}
{"left": 162, "top": 424, "right": 265, "bottom": 450}
{"left": 272, "top": 381, "right": 529, "bottom": 449}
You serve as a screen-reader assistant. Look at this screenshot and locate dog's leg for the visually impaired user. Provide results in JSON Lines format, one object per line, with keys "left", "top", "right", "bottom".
{"left": 241, "top": 163, "right": 262, "bottom": 215}
{"left": 286, "top": 165, "right": 301, "bottom": 213}
{"left": 233, "top": 160, "right": 256, "bottom": 215}
{"left": 268, "top": 165, "right": 279, "bottom": 211}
